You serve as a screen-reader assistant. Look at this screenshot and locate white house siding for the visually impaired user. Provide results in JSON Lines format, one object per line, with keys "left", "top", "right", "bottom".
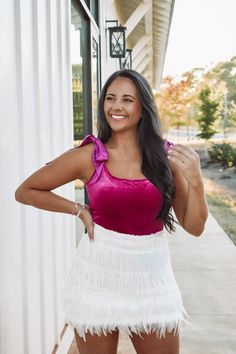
{"left": 0, "top": 1, "right": 75, "bottom": 354}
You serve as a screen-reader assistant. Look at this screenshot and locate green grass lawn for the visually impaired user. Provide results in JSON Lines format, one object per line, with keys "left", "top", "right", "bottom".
{"left": 206, "top": 192, "right": 236, "bottom": 245}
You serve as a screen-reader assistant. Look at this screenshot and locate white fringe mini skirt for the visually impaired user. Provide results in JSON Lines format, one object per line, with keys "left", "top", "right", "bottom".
{"left": 63, "top": 223, "right": 187, "bottom": 340}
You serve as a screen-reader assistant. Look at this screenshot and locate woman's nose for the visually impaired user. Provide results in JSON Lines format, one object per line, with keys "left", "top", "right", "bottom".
{"left": 111, "top": 100, "right": 122, "bottom": 110}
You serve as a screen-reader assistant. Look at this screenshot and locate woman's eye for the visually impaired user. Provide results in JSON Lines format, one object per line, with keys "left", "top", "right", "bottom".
{"left": 124, "top": 99, "right": 133, "bottom": 102}
{"left": 106, "top": 96, "right": 114, "bottom": 101}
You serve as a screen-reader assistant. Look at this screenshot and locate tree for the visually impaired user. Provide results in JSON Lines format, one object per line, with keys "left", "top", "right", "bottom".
{"left": 202, "top": 56, "right": 236, "bottom": 135}
{"left": 156, "top": 71, "right": 198, "bottom": 133}
{"left": 204, "top": 56, "right": 236, "bottom": 105}
{"left": 157, "top": 57, "right": 236, "bottom": 138}
{"left": 197, "top": 87, "right": 219, "bottom": 140}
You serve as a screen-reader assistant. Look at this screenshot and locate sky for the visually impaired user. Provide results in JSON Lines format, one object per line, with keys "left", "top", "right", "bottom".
{"left": 163, "top": 0, "right": 236, "bottom": 77}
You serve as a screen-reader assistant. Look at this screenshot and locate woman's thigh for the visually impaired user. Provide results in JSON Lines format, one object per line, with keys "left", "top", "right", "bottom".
{"left": 74, "top": 329, "right": 119, "bottom": 354}
{"left": 129, "top": 330, "right": 179, "bottom": 354}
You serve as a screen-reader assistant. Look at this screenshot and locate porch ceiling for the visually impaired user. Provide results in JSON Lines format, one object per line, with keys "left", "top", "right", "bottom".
{"left": 115, "top": 0, "right": 175, "bottom": 89}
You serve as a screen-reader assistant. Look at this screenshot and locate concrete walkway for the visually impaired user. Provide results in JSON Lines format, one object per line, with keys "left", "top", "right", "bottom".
{"left": 118, "top": 213, "right": 236, "bottom": 354}
{"left": 68, "top": 213, "right": 236, "bottom": 354}
{"left": 171, "top": 213, "right": 236, "bottom": 354}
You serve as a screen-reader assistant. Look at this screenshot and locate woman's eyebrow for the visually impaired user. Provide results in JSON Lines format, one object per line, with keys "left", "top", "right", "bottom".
{"left": 123, "top": 94, "right": 136, "bottom": 100}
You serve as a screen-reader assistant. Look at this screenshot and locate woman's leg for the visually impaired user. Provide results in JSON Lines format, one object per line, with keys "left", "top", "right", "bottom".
{"left": 74, "top": 329, "right": 119, "bottom": 354}
{"left": 129, "top": 329, "right": 179, "bottom": 354}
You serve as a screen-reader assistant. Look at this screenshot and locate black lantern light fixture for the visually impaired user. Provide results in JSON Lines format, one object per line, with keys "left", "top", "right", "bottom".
{"left": 106, "top": 20, "right": 127, "bottom": 58}
{"left": 120, "top": 49, "right": 132, "bottom": 69}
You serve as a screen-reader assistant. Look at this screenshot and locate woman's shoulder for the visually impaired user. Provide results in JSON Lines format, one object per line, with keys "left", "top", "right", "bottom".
{"left": 79, "top": 134, "right": 97, "bottom": 147}
{"left": 71, "top": 135, "right": 99, "bottom": 158}
{"left": 80, "top": 134, "right": 107, "bottom": 151}
{"left": 79, "top": 134, "right": 108, "bottom": 163}
{"left": 78, "top": 134, "right": 108, "bottom": 183}
{"left": 43, "top": 138, "right": 95, "bottom": 184}
{"left": 76, "top": 138, "right": 95, "bottom": 154}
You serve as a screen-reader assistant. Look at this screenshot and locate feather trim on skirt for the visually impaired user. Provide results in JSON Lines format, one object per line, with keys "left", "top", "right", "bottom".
{"left": 63, "top": 223, "right": 188, "bottom": 341}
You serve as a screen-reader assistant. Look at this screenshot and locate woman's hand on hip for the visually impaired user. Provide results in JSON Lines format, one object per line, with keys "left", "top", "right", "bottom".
{"left": 79, "top": 207, "right": 95, "bottom": 241}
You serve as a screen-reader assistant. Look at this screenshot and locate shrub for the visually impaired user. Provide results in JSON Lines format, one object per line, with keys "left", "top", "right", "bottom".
{"left": 208, "top": 143, "right": 236, "bottom": 167}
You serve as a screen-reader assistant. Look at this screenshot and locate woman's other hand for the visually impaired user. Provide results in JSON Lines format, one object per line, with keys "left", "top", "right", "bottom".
{"left": 167, "top": 144, "right": 208, "bottom": 236}
{"left": 167, "top": 144, "right": 202, "bottom": 187}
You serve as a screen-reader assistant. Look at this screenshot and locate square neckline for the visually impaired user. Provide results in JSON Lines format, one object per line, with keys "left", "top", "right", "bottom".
{"left": 102, "top": 143, "right": 147, "bottom": 182}
{"left": 103, "top": 163, "right": 147, "bottom": 182}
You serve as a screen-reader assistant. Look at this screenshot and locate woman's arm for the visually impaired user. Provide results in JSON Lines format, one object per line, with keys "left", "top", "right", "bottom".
{"left": 15, "top": 143, "right": 95, "bottom": 239}
{"left": 168, "top": 144, "right": 208, "bottom": 236}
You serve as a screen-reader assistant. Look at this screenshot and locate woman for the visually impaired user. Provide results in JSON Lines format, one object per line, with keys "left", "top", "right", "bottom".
{"left": 15, "top": 69, "right": 208, "bottom": 354}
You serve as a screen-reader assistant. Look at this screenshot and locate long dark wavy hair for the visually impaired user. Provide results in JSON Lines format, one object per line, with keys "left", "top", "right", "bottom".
{"left": 97, "top": 69, "right": 176, "bottom": 232}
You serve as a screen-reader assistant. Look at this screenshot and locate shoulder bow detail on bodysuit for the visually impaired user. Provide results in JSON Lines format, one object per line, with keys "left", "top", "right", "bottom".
{"left": 164, "top": 139, "right": 174, "bottom": 152}
{"left": 79, "top": 135, "right": 108, "bottom": 183}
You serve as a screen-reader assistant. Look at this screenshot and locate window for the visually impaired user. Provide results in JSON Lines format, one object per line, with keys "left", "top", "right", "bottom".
{"left": 71, "top": 0, "right": 101, "bottom": 215}
{"left": 71, "top": 0, "right": 91, "bottom": 141}
{"left": 91, "top": 35, "right": 100, "bottom": 134}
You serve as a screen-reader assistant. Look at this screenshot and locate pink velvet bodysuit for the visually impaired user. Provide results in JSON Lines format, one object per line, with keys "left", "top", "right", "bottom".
{"left": 80, "top": 135, "right": 173, "bottom": 236}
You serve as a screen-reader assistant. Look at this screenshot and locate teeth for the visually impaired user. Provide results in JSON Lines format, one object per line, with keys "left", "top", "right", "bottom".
{"left": 111, "top": 114, "right": 127, "bottom": 119}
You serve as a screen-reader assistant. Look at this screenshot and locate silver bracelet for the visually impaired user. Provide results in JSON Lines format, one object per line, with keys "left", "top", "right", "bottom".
{"left": 72, "top": 202, "right": 80, "bottom": 215}
{"left": 76, "top": 204, "right": 87, "bottom": 218}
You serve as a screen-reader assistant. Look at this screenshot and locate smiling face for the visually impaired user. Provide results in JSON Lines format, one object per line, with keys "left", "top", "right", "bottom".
{"left": 103, "top": 77, "right": 142, "bottom": 133}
